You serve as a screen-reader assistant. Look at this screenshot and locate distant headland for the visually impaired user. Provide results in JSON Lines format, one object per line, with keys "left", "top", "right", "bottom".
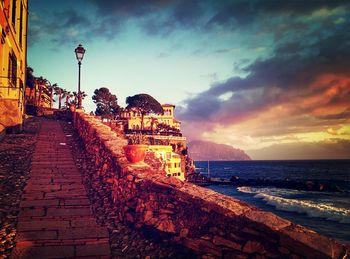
{"left": 187, "top": 140, "right": 251, "bottom": 161}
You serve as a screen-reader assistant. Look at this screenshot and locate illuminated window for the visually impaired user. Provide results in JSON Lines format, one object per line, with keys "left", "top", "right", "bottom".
{"left": 8, "top": 52, "right": 17, "bottom": 87}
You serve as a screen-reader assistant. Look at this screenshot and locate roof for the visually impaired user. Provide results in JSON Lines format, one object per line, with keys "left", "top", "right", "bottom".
{"left": 162, "top": 104, "right": 175, "bottom": 107}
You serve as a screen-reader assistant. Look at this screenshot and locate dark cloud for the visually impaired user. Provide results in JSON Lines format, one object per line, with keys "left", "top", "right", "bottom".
{"left": 207, "top": 0, "right": 350, "bottom": 28}
{"left": 178, "top": 26, "right": 350, "bottom": 133}
{"left": 29, "top": 0, "right": 350, "bottom": 45}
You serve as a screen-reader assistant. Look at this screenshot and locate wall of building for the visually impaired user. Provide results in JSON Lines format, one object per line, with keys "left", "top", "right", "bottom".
{"left": 73, "top": 111, "right": 349, "bottom": 258}
{"left": 122, "top": 104, "right": 181, "bottom": 131}
{"left": 0, "top": 0, "right": 28, "bottom": 132}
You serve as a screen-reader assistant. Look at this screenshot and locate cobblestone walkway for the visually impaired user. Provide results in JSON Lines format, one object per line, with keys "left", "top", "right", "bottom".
{"left": 11, "top": 120, "right": 110, "bottom": 258}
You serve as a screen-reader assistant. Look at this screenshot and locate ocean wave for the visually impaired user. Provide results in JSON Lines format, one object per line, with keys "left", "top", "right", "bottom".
{"left": 237, "top": 186, "right": 350, "bottom": 223}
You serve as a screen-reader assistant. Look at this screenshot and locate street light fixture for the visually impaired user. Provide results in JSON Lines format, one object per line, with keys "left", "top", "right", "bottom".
{"left": 74, "top": 44, "right": 86, "bottom": 109}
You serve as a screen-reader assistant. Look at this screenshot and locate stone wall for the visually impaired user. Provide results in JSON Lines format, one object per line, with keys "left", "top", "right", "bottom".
{"left": 0, "top": 99, "right": 23, "bottom": 134}
{"left": 73, "top": 111, "right": 349, "bottom": 259}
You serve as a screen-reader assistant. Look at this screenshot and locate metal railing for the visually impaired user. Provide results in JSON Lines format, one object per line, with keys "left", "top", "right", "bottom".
{"left": 0, "top": 76, "right": 25, "bottom": 108}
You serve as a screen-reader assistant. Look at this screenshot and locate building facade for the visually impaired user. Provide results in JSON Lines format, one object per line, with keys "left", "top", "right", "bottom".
{"left": 147, "top": 145, "right": 185, "bottom": 181}
{"left": 0, "top": 0, "right": 28, "bottom": 135}
{"left": 121, "top": 104, "right": 181, "bottom": 131}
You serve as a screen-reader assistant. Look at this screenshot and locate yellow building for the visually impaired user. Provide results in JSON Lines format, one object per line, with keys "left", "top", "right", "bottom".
{"left": 122, "top": 104, "right": 181, "bottom": 131}
{"left": 148, "top": 145, "right": 185, "bottom": 181}
{"left": 25, "top": 79, "right": 52, "bottom": 108}
{"left": 0, "top": 0, "right": 28, "bottom": 135}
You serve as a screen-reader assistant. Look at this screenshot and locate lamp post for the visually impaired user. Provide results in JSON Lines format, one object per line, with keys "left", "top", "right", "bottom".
{"left": 74, "top": 44, "right": 86, "bottom": 109}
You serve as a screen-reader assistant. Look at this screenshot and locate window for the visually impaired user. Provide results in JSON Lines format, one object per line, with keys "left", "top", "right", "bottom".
{"left": 11, "top": 0, "right": 16, "bottom": 26}
{"left": 19, "top": 0, "right": 23, "bottom": 46}
{"left": 8, "top": 52, "right": 17, "bottom": 87}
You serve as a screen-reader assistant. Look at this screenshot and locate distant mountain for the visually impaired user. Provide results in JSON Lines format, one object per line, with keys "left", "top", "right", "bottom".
{"left": 187, "top": 140, "right": 251, "bottom": 161}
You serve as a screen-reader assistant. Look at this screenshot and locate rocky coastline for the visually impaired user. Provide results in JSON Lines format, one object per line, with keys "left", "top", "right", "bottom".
{"left": 190, "top": 174, "right": 343, "bottom": 192}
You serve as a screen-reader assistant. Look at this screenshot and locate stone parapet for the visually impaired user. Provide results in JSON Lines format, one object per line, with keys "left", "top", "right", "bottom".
{"left": 73, "top": 111, "right": 350, "bottom": 259}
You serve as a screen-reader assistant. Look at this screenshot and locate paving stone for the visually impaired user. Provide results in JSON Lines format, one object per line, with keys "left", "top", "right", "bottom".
{"left": 16, "top": 230, "right": 57, "bottom": 241}
{"left": 17, "top": 220, "right": 70, "bottom": 231}
{"left": 12, "top": 120, "right": 111, "bottom": 258}
{"left": 18, "top": 208, "right": 45, "bottom": 217}
{"left": 11, "top": 245, "right": 74, "bottom": 259}
{"left": 64, "top": 198, "right": 91, "bottom": 206}
{"left": 47, "top": 207, "right": 92, "bottom": 216}
{"left": 20, "top": 199, "right": 60, "bottom": 208}
{"left": 58, "top": 227, "right": 109, "bottom": 239}
{"left": 70, "top": 218, "right": 100, "bottom": 227}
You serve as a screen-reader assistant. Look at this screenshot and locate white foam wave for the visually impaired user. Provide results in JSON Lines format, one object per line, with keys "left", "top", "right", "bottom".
{"left": 237, "top": 186, "right": 350, "bottom": 223}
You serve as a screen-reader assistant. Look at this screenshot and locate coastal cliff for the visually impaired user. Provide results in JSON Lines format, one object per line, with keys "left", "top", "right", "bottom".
{"left": 188, "top": 140, "right": 251, "bottom": 161}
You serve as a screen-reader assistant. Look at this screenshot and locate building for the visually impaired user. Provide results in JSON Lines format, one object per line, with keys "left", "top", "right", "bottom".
{"left": 25, "top": 78, "right": 52, "bottom": 109}
{"left": 147, "top": 145, "right": 185, "bottom": 181}
{"left": 121, "top": 103, "right": 188, "bottom": 180}
{"left": 0, "top": 0, "right": 28, "bottom": 135}
{"left": 121, "top": 104, "right": 181, "bottom": 131}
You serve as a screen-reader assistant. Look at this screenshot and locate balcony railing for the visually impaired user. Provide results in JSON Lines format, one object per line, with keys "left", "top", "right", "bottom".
{"left": 0, "top": 76, "right": 24, "bottom": 107}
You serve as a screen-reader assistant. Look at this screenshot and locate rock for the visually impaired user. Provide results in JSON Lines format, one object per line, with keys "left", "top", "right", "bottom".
{"left": 156, "top": 219, "right": 176, "bottom": 233}
{"left": 213, "top": 236, "right": 241, "bottom": 250}
{"left": 243, "top": 241, "right": 265, "bottom": 254}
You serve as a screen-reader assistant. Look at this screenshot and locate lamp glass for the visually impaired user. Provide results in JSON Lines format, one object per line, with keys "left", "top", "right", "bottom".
{"left": 75, "top": 44, "right": 85, "bottom": 62}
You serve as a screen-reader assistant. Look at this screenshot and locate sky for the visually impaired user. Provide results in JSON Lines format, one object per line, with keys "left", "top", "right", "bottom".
{"left": 28, "top": 0, "right": 350, "bottom": 160}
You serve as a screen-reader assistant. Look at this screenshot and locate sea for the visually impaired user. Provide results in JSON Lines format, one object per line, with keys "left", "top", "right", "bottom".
{"left": 194, "top": 160, "right": 350, "bottom": 245}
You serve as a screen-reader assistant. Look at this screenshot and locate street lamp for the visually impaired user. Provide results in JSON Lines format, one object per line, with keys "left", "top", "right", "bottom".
{"left": 74, "top": 44, "right": 86, "bottom": 109}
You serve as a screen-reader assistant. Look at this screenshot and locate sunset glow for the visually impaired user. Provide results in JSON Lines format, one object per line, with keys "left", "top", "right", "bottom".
{"left": 28, "top": 0, "right": 350, "bottom": 159}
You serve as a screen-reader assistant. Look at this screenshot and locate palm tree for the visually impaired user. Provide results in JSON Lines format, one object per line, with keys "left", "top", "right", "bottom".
{"left": 35, "top": 76, "right": 46, "bottom": 106}
{"left": 64, "top": 91, "right": 73, "bottom": 108}
{"left": 54, "top": 86, "right": 66, "bottom": 109}
{"left": 72, "top": 91, "right": 78, "bottom": 106}
{"left": 47, "top": 83, "right": 57, "bottom": 108}
{"left": 80, "top": 91, "right": 87, "bottom": 107}
{"left": 71, "top": 91, "right": 87, "bottom": 108}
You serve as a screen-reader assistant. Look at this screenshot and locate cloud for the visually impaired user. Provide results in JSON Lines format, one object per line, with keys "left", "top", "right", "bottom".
{"left": 247, "top": 139, "right": 350, "bottom": 160}
{"left": 29, "top": 0, "right": 350, "bottom": 47}
{"left": 177, "top": 14, "right": 350, "bottom": 144}
{"left": 206, "top": 0, "right": 350, "bottom": 28}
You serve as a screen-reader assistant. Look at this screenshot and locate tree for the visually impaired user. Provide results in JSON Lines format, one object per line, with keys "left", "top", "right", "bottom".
{"left": 54, "top": 86, "right": 66, "bottom": 109}
{"left": 64, "top": 91, "right": 73, "bottom": 108}
{"left": 92, "top": 87, "right": 120, "bottom": 119}
{"left": 150, "top": 117, "right": 158, "bottom": 132}
{"left": 126, "top": 93, "right": 163, "bottom": 130}
{"left": 47, "top": 83, "right": 57, "bottom": 108}
{"left": 26, "top": 67, "right": 35, "bottom": 89}
{"left": 35, "top": 76, "right": 46, "bottom": 106}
